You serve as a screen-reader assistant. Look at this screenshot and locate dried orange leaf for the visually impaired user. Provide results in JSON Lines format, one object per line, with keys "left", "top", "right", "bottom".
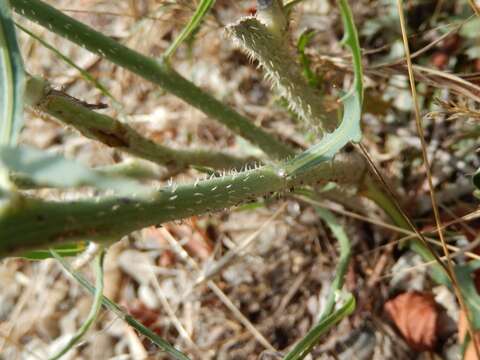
{"left": 384, "top": 291, "right": 439, "bottom": 351}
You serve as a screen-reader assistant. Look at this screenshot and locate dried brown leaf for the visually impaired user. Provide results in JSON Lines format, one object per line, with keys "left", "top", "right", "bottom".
{"left": 384, "top": 291, "right": 439, "bottom": 351}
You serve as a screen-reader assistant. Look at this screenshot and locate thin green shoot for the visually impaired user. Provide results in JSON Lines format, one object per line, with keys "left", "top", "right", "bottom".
{"left": 297, "top": 29, "right": 320, "bottom": 88}
{"left": 283, "top": 293, "right": 356, "bottom": 360}
{"left": 15, "top": 22, "right": 121, "bottom": 110}
{"left": 0, "top": 0, "right": 25, "bottom": 146}
{"left": 51, "top": 247, "right": 191, "bottom": 360}
{"left": 315, "top": 207, "right": 352, "bottom": 320}
{"left": 163, "top": 0, "right": 216, "bottom": 60}
{"left": 49, "top": 247, "right": 105, "bottom": 360}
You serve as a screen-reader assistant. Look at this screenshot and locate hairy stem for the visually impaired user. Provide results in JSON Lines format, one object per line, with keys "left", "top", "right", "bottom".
{"left": 27, "top": 77, "right": 252, "bottom": 170}
{"left": 227, "top": 18, "right": 336, "bottom": 133}
{"left": 0, "top": 154, "right": 365, "bottom": 257}
{"left": 11, "top": 0, "right": 293, "bottom": 159}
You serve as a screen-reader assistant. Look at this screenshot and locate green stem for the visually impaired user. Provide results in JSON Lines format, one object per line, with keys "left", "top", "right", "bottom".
{"left": 28, "top": 77, "right": 252, "bottom": 171}
{"left": 12, "top": 0, "right": 293, "bottom": 159}
{"left": 0, "top": 154, "right": 365, "bottom": 257}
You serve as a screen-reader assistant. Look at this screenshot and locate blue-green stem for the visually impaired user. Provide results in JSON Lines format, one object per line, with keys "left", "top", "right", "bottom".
{"left": 0, "top": 153, "right": 365, "bottom": 257}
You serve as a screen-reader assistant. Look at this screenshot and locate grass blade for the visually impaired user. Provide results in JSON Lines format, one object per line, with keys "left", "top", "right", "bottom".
{"left": 0, "top": 0, "right": 25, "bottom": 146}
{"left": 22, "top": 242, "right": 88, "bottom": 260}
{"left": 51, "top": 249, "right": 191, "bottom": 360}
{"left": 163, "top": 0, "right": 216, "bottom": 60}
{"left": 297, "top": 29, "right": 320, "bottom": 88}
{"left": 280, "top": 203, "right": 353, "bottom": 360}
{"left": 283, "top": 293, "right": 356, "bottom": 360}
{"left": 315, "top": 207, "right": 352, "bottom": 320}
{"left": 15, "top": 22, "right": 119, "bottom": 107}
{"left": 49, "top": 248, "right": 105, "bottom": 360}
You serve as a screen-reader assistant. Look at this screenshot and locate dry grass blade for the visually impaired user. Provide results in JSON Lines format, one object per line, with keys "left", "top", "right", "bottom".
{"left": 300, "top": 196, "right": 480, "bottom": 261}
{"left": 395, "top": 0, "right": 480, "bottom": 357}
{"left": 468, "top": 0, "right": 480, "bottom": 17}
{"left": 159, "top": 227, "right": 277, "bottom": 352}
{"left": 413, "top": 65, "right": 480, "bottom": 104}
{"left": 147, "top": 268, "right": 203, "bottom": 357}
{"left": 429, "top": 98, "right": 480, "bottom": 122}
{"left": 192, "top": 203, "right": 287, "bottom": 289}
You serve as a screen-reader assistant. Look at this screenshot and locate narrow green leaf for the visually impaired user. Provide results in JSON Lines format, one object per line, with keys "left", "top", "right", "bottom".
{"left": 455, "top": 261, "right": 480, "bottom": 329}
{"left": 49, "top": 248, "right": 105, "bottom": 360}
{"left": 315, "top": 207, "right": 352, "bottom": 320}
{"left": 284, "top": 0, "right": 307, "bottom": 14}
{"left": 297, "top": 29, "right": 320, "bottom": 88}
{"left": 0, "top": 145, "right": 151, "bottom": 195}
{"left": 286, "top": 0, "right": 363, "bottom": 175}
{"left": 15, "top": 22, "right": 120, "bottom": 107}
{"left": 0, "top": 0, "right": 25, "bottom": 146}
{"left": 22, "top": 242, "right": 88, "bottom": 260}
{"left": 51, "top": 249, "right": 191, "bottom": 360}
{"left": 164, "top": 0, "right": 216, "bottom": 59}
{"left": 283, "top": 293, "right": 356, "bottom": 360}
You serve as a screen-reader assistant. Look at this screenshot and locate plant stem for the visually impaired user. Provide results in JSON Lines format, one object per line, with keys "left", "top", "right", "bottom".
{"left": 0, "top": 154, "right": 365, "bottom": 257}
{"left": 227, "top": 17, "right": 335, "bottom": 133}
{"left": 12, "top": 0, "right": 293, "bottom": 159}
{"left": 28, "top": 77, "right": 252, "bottom": 171}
